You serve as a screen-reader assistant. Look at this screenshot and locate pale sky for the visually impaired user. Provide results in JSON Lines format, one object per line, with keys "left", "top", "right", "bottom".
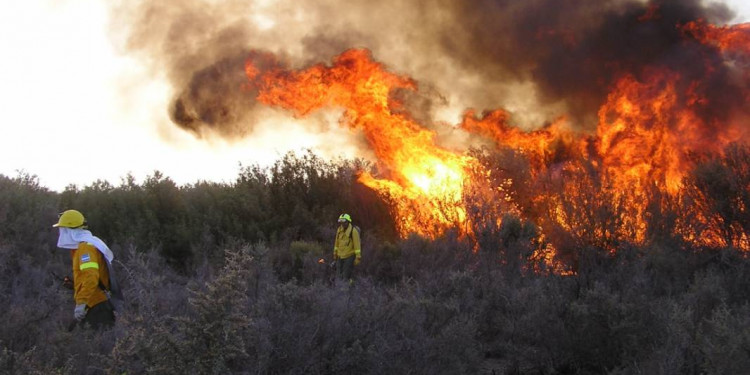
{"left": 0, "top": 0, "right": 748, "bottom": 191}
{"left": 0, "top": 0, "right": 358, "bottom": 191}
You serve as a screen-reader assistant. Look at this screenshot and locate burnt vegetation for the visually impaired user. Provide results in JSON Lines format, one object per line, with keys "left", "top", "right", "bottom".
{"left": 2, "top": 146, "right": 750, "bottom": 374}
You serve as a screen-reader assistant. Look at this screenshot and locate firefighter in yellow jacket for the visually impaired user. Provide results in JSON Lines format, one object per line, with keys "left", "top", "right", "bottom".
{"left": 53, "top": 209, "right": 116, "bottom": 329}
{"left": 332, "top": 213, "right": 361, "bottom": 281}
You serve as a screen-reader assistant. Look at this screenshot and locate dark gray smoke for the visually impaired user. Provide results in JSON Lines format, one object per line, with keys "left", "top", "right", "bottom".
{"left": 109, "top": 0, "right": 744, "bottom": 139}
{"left": 441, "top": 0, "right": 741, "bottom": 127}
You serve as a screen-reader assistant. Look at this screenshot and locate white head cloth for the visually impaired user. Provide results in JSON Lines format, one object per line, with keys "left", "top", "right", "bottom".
{"left": 57, "top": 227, "right": 114, "bottom": 264}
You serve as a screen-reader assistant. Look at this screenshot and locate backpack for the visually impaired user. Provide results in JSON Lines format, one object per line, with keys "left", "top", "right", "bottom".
{"left": 350, "top": 225, "right": 361, "bottom": 243}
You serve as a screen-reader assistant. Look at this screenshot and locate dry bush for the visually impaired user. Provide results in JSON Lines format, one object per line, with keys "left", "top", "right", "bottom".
{"left": 681, "top": 144, "right": 750, "bottom": 250}
{"left": 0, "top": 173, "right": 57, "bottom": 256}
{"left": 4, "top": 146, "right": 750, "bottom": 374}
{"left": 250, "top": 277, "right": 481, "bottom": 374}
{"left": 696, "top": 304, "right": 750, "bottom": 374}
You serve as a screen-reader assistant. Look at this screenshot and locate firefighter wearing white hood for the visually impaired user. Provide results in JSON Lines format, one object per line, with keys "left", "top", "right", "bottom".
{"left": 54, "top": 209, "right": 117, "bottom": 329}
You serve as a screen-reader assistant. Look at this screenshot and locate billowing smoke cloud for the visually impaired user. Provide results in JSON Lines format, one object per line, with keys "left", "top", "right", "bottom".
{"left": 109, "top": 0, "right": 743, "bottom": 140}
{"left": 442, "top": 0, "right": 742, "bottom": 127}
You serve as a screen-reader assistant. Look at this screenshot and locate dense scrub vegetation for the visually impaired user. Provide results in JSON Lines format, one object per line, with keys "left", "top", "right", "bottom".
{"left": 1, "top": 147, "right": 750, "bottom": 374}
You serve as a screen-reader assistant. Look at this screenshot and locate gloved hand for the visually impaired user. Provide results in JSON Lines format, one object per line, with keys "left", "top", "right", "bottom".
{"left": 74, "top": 304, "right": 88, "bottom": 321}
{"left": 354, "top": 256, "right": 361, "bottom": 266}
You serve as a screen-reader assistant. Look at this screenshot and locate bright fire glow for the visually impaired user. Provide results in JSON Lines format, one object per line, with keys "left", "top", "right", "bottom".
{"left": 246, "top": 49, "right": 477, "bottom": 238}
{"left": 243, "top": 19, "right": 750, "bottom": 258}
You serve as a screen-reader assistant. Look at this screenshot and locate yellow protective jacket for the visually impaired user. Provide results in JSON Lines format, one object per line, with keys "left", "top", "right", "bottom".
{"left": 71, "top": 242, "right": 110, "bottom": 308}
{"left": 333, "top": 223, "right": 361, "bottom": 260}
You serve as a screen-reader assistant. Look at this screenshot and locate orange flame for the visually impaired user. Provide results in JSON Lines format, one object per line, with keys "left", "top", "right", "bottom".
{"left": 246, "top": 49, "right": 478, "bottom": 238}
{"left": 682, "top": 20, "right": 750, "bottom": 54}
{"left": 243, "top": 18, "right": 749, "bottom": 258}
{"left": 460, "top": 109, "right": 586, "bottom": 172}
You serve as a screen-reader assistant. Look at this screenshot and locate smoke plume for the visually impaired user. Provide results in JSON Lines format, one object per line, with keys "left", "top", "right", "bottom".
{"left": 109, "top": 0, "right": 744, "bottom": 140}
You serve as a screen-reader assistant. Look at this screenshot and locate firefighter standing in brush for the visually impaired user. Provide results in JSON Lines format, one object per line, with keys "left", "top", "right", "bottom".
{"left": 332, "top": 213, "right": 361, "bottom": 281}
{"left": 53, "top": 209, "right": 118, "bottom": 329}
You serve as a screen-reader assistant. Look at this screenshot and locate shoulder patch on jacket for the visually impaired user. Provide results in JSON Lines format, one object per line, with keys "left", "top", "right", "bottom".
{"left": 81, "top": 253, "right": 90, "bottom": 263}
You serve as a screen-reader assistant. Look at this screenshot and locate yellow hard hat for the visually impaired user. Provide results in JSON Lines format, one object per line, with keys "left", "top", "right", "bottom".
{"left": 53, "top": 209, "right": 86, "bottom": 228}
{"left": 338, "top": 213, "right": 351, "bottom": 223}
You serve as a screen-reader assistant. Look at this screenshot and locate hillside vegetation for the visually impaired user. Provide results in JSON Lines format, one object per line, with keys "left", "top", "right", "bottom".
{"left": 1, "top": 149, "right": 750, "bottom": 374}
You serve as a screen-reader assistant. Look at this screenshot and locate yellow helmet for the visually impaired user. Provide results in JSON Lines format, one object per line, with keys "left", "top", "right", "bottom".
{"left": 338, "top": 213, "right": 351, "bottom": 223}
{"left": 53, "top": 209, "right": 86, "bottom": 228}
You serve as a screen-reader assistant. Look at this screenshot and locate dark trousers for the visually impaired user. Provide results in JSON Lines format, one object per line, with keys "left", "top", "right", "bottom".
{"left": 83, "top": 300, "right": 115, "bottom": 330}
{"left": 336, "top": 256, "right": 355, "bottom": 281}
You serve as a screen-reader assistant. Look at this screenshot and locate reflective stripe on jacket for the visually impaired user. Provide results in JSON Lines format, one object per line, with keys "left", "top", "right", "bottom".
{"left": 71, "top": 242, "right": 110, "bottom": 308}
{"left": 333, "top": 223, "right": 361, "bottom": 259}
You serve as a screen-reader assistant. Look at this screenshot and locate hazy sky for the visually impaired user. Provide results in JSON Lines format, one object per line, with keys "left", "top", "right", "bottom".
{"left": 1, "top": 0, "right": 748, "bottom": 191}
{"left": 0, "top": 0, "right": 354, "bottom": 191}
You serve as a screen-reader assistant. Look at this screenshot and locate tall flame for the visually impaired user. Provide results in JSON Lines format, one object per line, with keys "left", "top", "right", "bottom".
{"left": 245, "top": 49, "right": 477, "bottom": 238}
{"left": 243, "top": 19, "right": 750, "bottom": 256}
